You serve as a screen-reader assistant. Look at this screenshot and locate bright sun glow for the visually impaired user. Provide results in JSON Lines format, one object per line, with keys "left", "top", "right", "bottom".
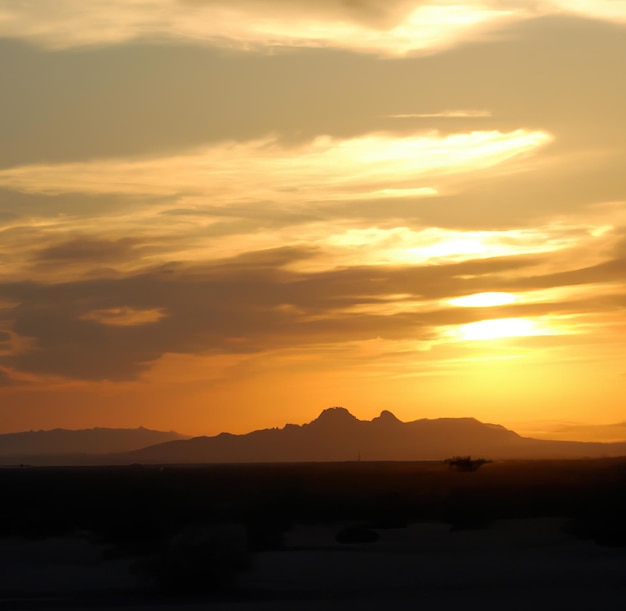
{"left": 449, "top": 292, "right": 518, "bottom": 307}
{"left": 458, "top": 318, "right": 539, "bottom": 341}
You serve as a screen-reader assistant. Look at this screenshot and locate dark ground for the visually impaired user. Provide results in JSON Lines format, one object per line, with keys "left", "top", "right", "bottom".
{"left": 1, "top": 458, "right": 626, "bottom": 609}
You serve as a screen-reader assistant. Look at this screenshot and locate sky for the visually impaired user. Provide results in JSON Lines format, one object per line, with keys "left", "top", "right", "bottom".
{"left": 0, "top": 0, "right": 625, "bottom": 440}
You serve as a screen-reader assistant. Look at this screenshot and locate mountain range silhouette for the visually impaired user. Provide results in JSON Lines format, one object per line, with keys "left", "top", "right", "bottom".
{"left": 3, "top": 408, "right": 626, "bottom": 465}
{"left": 126, "top": 407, "right": 626, "bottom": 463}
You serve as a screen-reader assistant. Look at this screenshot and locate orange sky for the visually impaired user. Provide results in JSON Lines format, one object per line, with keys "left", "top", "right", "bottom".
{"left": 0, "top": 1, "right": 625, "bottom": 441}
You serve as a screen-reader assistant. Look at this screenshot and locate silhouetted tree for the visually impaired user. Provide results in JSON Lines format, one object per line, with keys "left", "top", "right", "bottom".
{"left": 444, "top": 456, "right": 490, "bottom": 472}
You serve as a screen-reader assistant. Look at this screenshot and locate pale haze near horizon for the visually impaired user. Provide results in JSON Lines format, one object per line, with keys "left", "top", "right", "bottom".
{"left": 0, "top": 1, "right": 625, "bottom": 441}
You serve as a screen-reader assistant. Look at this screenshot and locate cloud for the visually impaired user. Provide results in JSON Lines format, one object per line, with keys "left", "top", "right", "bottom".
{"left": 0, "top": 130, "right": 551, "bottom": 199}
{"left": 548, "top": 0, "right": 626, "bottom": 23}
{"left": 1, "top": 246, "right": 624, "bottom": 382}
{"left": 317, "top": 223, "right": 588, "bottom": 268}
{"left": 32, "top": 237, "right": 140, "bottom": 264}
{"left": 0, "top": 128, "right": 556, "bottom": 280}
{"left": 80, "top": 307, "right": 168, "bottom": 327}
{"left": 2, "top": 17, "right": 624, "bottom": 172}
{"left": 1, "top": 1, "right": 624, "bottom": 56}
{"left": 0, "top": 368, "right": 19, "bottom": 387}
{"left": 2, "top": 212, "right": 611, "bottom": 284}
{"left": 509, "top": 256, "right": 626, "bottom": 291}
{"left": 0, "top": 1, "right": 525, "bottom": 55}
{"left": 388, "top": 110, "right": 492, "bottom": 118}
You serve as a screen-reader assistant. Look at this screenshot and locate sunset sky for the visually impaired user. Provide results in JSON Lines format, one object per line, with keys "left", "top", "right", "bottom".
{"left": 1, "top": 1, "right": 625, "bottom": 440}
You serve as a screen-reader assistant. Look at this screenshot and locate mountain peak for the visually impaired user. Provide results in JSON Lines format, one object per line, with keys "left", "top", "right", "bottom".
{"left": 373, "top": 410, "right": 401, "bottom": 424}
{"left": 313, "top": 406, "right": 359, "bottom": 424}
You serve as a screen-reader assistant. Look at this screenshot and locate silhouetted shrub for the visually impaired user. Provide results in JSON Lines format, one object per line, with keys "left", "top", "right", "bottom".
{"left": 444, "top": 456, "right": 490, "bottom": 472}
{"left": 134, "top": 522, "right": 250, "bottom": 595}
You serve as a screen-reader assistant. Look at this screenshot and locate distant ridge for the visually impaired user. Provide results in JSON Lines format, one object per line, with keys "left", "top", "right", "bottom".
{"left": 125, "top": 407, "right": 626, "bottom": 464}
{"left": 0, "top": 427, "right": 189, "bottom": 460}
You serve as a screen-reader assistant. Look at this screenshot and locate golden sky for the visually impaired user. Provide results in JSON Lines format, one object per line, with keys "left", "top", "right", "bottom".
{"left": 1, "top": 1, "right": 625, "bottom": 440}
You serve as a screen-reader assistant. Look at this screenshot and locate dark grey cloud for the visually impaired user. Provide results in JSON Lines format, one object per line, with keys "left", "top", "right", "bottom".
{"left": 0, "top": 246, "right": 622, "bottom": 382}
{"left": 32, "top": 236, "right": 141, "bottom": 264}
{"left": 160, "top": 202, "right": 323, "bottom": 231}
{"left": 0, "top": 369, "right": 19, "bottom": 387}
{"left": 498, "top": 257, "right": 626, "bottom": 292}
{"left": 0, "top": 188, "right": 169, "bottom": 223}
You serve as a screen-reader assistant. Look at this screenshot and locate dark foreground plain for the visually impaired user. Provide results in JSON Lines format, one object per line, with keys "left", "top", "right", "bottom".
{"left": 2, "top": 458, "right": 626, "bottom": 610}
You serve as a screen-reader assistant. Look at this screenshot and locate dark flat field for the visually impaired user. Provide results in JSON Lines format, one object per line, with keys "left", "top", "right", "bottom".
{"left": 2, "top": 458, "right": 626, "bottom": 609}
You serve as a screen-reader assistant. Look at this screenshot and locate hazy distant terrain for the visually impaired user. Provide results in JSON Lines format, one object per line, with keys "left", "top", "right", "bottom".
{"left": 0, "top": 427, "right": 188, "bottom": 464}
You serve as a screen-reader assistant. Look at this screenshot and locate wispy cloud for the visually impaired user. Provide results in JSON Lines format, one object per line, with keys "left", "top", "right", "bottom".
{"left": 0, "top": 1, "right": 524, "bottom": 54}
{"left": 549, "top": 0, "right": 626, "bottom": 23}
{"left": 1, "top": 1, "right": 623, "bottom": 56}
{"left": 387, "top": 110, "right": 492, "bottom": 118}
{"left": 81, "top": 307, "right": 168, "bottom": 327}
{"left": 0, "top": 130, "right": 551, "bottom": 199}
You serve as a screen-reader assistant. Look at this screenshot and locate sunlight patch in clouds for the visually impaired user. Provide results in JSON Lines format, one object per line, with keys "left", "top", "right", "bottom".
{"left": 320, "top": 223, "right": 579, "bottom": 268}
{"left": 456, "top": 318, "right": 549, "bottom": 341}
{"left": 444, "top": 312, "right": 603, "bottom": 344}
{"left": 449, "top": 292, "right": 518, "bottom": 307}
